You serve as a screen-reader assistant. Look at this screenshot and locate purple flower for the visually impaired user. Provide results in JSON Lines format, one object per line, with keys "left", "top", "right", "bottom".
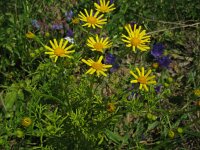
{"left": 110, "top": 64, "right": 119, "bottom": 72}
{"left": 151, "top": 43, "right": 164, "bottom": 58}
{"left": 65, "top": 10, "right": 73, "bottom": 21}
{"left": 31, "top": 19, "right": 40, "bottom": 29}
{"left": 105, "top": 53, "right": 116, "bottom": 64}
{"left": 157, "top": 56, "right": 171, "bottom": 68}
{"left": 110, "top": 0, "right": 114, "bottom": 4}
{"left": 154, "top": 85, "right": 162, "bottom": 93}
{"left": 52, "top": 24, "right": 63, "bottom": 30}
{"left": 66, "top": 28, "right": 73, "bottom": 37}
{"left": 105, "top": 53, "right": 119, "bottom": 72}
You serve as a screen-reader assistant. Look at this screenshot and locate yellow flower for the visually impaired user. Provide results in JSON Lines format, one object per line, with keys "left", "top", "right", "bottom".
{"left": 82, "top": 56, "right": 112, "bottom": 77}
{"left": 122, "top": 24, "right": 151, "bottom": 52}
{"left": 107, "top": 102, "right": 116, "bottom": 113}
{"left": 21, "top": 117, "right": 32, "bottom": 127}
{"left": 152, "top": 62, "right": 159, "bottom": 69}
{"left": 130, "top": 67, "right": 156, "bottom": 91}
{"left": 26, "top": 31, "right": 36, "bottom": 39}
{"left": 44, "top": 39, "right": 75, "bottom": 62}
{"left": 194, "top": 89, "right": 200, "bottom": 96}
{"left": 94, "top": 0, "right": 116, "bottom": 13}
{"left": 168, "top": 130, "right": 175, "bottom": 139}
{"left": 87, "top": 34, "right": 112, "bottom": 53}
{"left": 78, "top": 9, "right": 107, "bottom": 28}
{"left": 72, "top": 17, "right": 80, "bottom": 24}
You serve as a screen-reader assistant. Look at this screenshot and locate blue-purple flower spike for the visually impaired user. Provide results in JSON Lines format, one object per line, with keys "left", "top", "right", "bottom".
{"left": 65, "top": 10, "right": 73, "bottom": 21}
{"left": 151, "top": 43, "right": 164, "bottom": 58}
{"left": 157, "top": 56, "right": 171, "bottom": 68}
{"left": 105, "top": 53, "right": 119, "bottom": 73}
{"left": 66, "top": 28, "right": 74, "bottom": 37}
{"left": 52, "top": 24, "right": 63, "bottom": 30}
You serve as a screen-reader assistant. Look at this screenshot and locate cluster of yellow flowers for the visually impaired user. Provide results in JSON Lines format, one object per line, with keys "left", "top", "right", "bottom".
{"left": 40, "top": 0, "right": 156, "bottom": 91}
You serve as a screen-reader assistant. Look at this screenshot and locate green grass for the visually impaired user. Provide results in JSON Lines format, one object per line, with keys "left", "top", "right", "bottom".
{"left": 0, "top": 0, "right": 200, "bottom": 149}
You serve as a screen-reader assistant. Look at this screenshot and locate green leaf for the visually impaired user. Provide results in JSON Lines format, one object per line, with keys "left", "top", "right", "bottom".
{"left": 4, "top": 90, "right": 17, "bottom": 112}
{"left": 105, "top": 129, "right": 123, "bottom": 144}
{"left": 146, "top": 121, "right": 159, "bottom": 132}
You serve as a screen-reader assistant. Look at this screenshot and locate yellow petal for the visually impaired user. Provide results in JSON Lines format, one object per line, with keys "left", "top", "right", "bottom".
{"left": 145, "top": 69, "right": 152, "bottom": 78}
{"left": 130, "top": 71, "right": 138, "bottom": 79}
{"left": 82, "top": 59, "right": 92, "bottom": 66}
{"left": 135, "top": 68, "right": 141, "bottom": 76}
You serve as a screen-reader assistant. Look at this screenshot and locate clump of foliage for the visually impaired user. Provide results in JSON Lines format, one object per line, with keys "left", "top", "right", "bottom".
{"left": 0, "top": 0, "right": 200, "bottom": 149}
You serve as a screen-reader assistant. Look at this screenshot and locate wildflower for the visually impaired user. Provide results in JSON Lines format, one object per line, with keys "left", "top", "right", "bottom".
{"left": 151, "top": 43, "right": 164, "bottom": 58}
{"left": 157, "top": 56, "right": 171, "bottom": 68}
{"left": 81, "top": 56, "right": 112, "bottom": 77}
{"left": 51, "top": 24, "right": 63, "bottom": 30}
{"left": 168, "top": 130, "right": 175, "bottom": 139}
{"left": 64, "top": 36, "right": 74, "bottom": 44}
{"left": 194, "top": 89, "right": 200, "bottom": 96}
{"left": 94, "top": 0, "right": 116, "bottom": 13}
{"left": 152, "top": 62, "right": 159, "bottom": 69}
{"left": 154, "top": 85, "right": 162, "bottom": 93}
{"left": 65, "top": 10, "right": 73, "bottom": 21}
{"left": 147, "top": 113, "right": 157, "bottom": 121}
{"left": 72, "top": 17, "right": 80, "bottom": 24}
{"left": 44, "top": 39, "right": 75, "bottom": 62}
{"left": 167, "top": 77, "right": 173, "bottom": 83}
{"left": 122, "top": 24, "right": 151, "bottom": 52}
{"left": 45, "top": 32, "right": 50, "bottom": 37}
{"left": 21, "top": 117, "right": 32, "bottom": 127}
{"left": 105, "top": 53, "right": 119, "bottom": 72}
{"left": 164, "top": 83, "right": 169, "bottom": 87}
{"left": 66, "top": 28, "right": 74, "bottom": 37}
{"left": 31, "top": 19, "right": 40, "bottom": 29}
{"left": 16, "top": 129, "right": 24, "bottom": 138}
{"left": 105, "top": 53, "right": 116, "bottom": 64}
{"left": 87, "top": 35, "right": 112, "bottom": 53}
{"left": 177, "top": 127, "right": 183, "bottom": 134}
{"left": 26, "top": 31, "right": 36, "bottom": 39}
{"left": 130, "top": 67, "right": 156, "bottom": 91}
{"left": 107, "top": 102, "right": 116, "bottom": 113}
{"left": 78, "top": 9, "right": 107, "bottom": 28}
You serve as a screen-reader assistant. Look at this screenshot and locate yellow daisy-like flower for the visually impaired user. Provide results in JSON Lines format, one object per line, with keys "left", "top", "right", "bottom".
{"left": 94, "top": 0, "right": 116, "bottom": 13}
{"left": 44, "top": 39, "right": 75, "bottom": 62}
{"left": 21, "top": 117, "right": 32, "bottom": 127}
{"left": 78, "top": 9, "right": 107, "bottom": 28}
{"left": 72, "top": 17, "right": 80, "bottom": 24}
{"left": 130, "top": 67, "right": 156, "bottom": 91}
{"left": 194, "top": 89, "right": 200, "bottom": 96}
{"left": 122, "top": 24, "right": 151, "bottom": 52}
{"left": 26, "top": 31, "right": 36, "bottom": 39}
{"left": 107, "top": 102, "right": 116, "bottom": 113}
{"left": 87, "top": 34, "right": 112, "bottom": 53}
{"left": 82, "top": 56, "right": 112, "bottom": 77}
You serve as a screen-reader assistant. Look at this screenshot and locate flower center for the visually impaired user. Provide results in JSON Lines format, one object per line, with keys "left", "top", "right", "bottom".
{"left": 54, "top": 47, "right": 65, "bottom": 56}
{"left": 137, "top": 76, "right": 147, "bottom": 84}
{"left": 94, "top": 42, "right": 104, "bottom": 51}
{"left": 100, "top": 6, "right": 109, "bottom": 12}
{"left": 92, "top": 62, "right": 103, "bottom": 70}
{"left": 87, "top": 16, "right": 97, "bottom": 24}
{"left": 131, "top": 37, "right": 141, "bottom": 46}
